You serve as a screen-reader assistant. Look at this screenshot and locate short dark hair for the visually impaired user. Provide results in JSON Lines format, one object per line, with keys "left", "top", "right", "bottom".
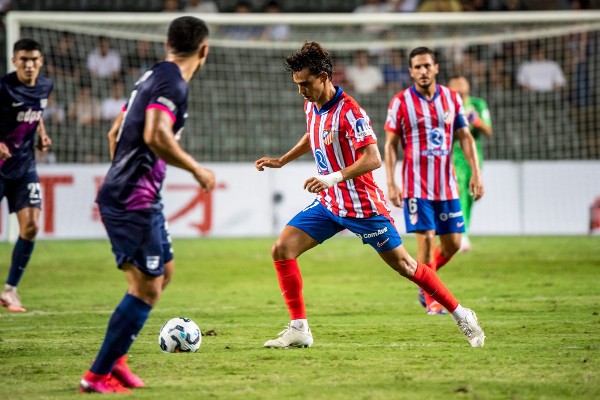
{"left": 284, "top": 41, "right": 333, "bottom": 79}
{"left": 13, "top": 38, "right": 43, "bottom": 56}
{"left": 167, "top": 16, "right": 209, "bottom": 57}
{"left": 408, "top": 47, "right": 437, "bottom": 67}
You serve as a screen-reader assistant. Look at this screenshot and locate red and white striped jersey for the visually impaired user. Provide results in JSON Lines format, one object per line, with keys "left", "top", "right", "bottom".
{"left": 384, "top": 84, "right": 468, "bottom": 201}
{"left": 305, "top": 87, "right": 390, "bottom": 218}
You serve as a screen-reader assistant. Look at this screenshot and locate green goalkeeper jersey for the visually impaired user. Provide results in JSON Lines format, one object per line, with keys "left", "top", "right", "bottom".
{"left": 453, "top": 96, "right": 491, "bottom": 169}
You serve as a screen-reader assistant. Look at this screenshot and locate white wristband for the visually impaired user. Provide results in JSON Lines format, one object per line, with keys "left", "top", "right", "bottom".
{"left": 315, "top": 171, "right": 344, "bottom": 188}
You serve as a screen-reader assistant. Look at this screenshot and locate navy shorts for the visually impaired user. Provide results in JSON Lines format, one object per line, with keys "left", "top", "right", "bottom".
{"left": 288, "top": 200, "right": 402, "bottom": 253}
{"left": 0, "top": 171, "right": 42, "bottom": 213}
{"left": 99, "top": 205, "right": 173, "bottom": 276}
{"left": 403, "top": 198, "right": 465, "bottom": 235}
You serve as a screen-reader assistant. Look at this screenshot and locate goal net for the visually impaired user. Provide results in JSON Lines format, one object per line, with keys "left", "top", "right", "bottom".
{"left": 5, "top": 11, "right": 600, "bottom": 163}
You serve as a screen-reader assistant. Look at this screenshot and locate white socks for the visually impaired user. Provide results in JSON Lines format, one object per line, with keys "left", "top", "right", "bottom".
{"left": 451, "top": 304, "right": 468, "bottom": 322}
{"left": 291, "top": 319, "right": 309, "bottom": 332}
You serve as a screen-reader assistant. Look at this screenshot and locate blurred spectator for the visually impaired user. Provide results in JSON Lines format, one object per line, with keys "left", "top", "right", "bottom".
{"left": 382, "top": 49, "right": 411, "bottom": 91}
{"left": 42, "top": 93, "right": 66, "bottom": 124}
{"left": 387, "top": 0, "right": 420, "bottom": 12}
{"left": 0, "top": 0, "right": 9, "bottom": 13}
{"left": 449, "top": 46, "right": 487, "bottom": 87}
{"left": 101, "top": 80, "right": 127, "bottom": 121}
{"left": 332, "top": 58, "right": 348, "bottom": 87}
{"left": 498, "top": 0, "right": 527, "bottom": 11}
{"left": 86, "top": 36, "right": 121, "bottom": 79}
{"left": 354, "top": 0, "right": 392, "bottom": 13}
{"left": 123, "top": 40, "right": 160, "bottom": 79}
{"left": 354, "top": 0, "right": 392, "bottom": 34}
{"left": 345, "top": 49, "right": 384, "bottom": 94}
{"left": 461, "top": 0, "right": 489, "bottom": 11}
{"left": 163, "top": 0, "right": 180, "bottom": 12}
{"left": 184, "top": 0, "right": 219, "bottom": 13}
{"left": 488, "top": 53, "right": 511, "bottom": 90}
{"left": 567, "top": 31, "right": 591, "bottom": 107}
{"left": 259, "top": 1, "right": 290, "bottom": 41}
{"left": 418, "top": 0, "right": 463, "bottom": 12}
{"left": 36, "top": 148, "right": 57, "bottom": 165}
{"left": 68, "top": 85, "right": 102, "bottom": 126}
{"left": 221, "top": 1, "right": 262, "bottom": 40}
{"left": 46, "top": 32, "right": 82, "bottom": 79}
{"left": 517, "top": 41, "right": 566, "bottom": 92}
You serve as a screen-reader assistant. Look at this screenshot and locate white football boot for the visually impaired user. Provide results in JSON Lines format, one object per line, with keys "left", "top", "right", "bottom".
{"left": 264, "top": 323, "right": 314, "bottom": 349}
{"left": 457, "top": 308, "right": 485, "bottom": 347}
{"left": 0, "top": 285, "right": 26, "bottom": 313}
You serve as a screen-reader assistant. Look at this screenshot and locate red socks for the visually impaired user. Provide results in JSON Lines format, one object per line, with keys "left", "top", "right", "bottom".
{"left": 410, "top": 262, "right": 458, "bottom": 312}
{"left": 431, "top": 247, "right": 451, "bottom": 272}
{"left": 274, "top": 259, "right": 306, "bottom": 320}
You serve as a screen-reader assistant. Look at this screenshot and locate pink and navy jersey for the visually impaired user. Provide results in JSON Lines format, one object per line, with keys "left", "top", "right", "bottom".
{"left": 384, "top": 84, "right": 468, "bottom": 201}
{"left": 97, "top": 62, "right": 188, "bottom": 211}
{"left": 0, "top": 72, "right": 52, "bottom": 179}
{"left": 306, "top": 87, "right": 390, "bottom": 218}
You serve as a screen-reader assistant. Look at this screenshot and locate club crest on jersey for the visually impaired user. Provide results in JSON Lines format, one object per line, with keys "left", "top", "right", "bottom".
{"left": 410, "top": 213, "right": 418, "bottom": 225}
{"left": 443, "top": 110, "right": 453, "bottom": 124}
{"left": 322, "top": 129, "right": 337, "bottom": 145}
{"left": 146, "top": 256, "right": 160, "bottom": 271}
{"left": 354, "top": 118, "right": 373, "bottom": 141}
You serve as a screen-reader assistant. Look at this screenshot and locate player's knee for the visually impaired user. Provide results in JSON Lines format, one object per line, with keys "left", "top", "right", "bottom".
{"left": 20, "top": 220, "right": 39, "bottom": 240}
{"left": 271, "top": 239, "right": 293, "bottom": 260}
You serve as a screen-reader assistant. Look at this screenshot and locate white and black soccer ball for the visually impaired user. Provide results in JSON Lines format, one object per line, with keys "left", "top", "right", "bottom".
{"left": 158, "top": 317, "right": 202, "bottom": 353}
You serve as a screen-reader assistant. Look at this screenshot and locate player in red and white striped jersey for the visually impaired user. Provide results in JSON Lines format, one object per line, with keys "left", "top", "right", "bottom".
{"left": 256, "top": 42, "right": 485, "bottom": 348}
{"left": 384, "top": 47, "right": 484, "bottom": 314}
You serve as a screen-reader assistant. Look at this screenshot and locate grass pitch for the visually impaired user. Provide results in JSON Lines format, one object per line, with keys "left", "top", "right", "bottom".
{"left": 0, "top": 236, "right": 599, "bottom": 399}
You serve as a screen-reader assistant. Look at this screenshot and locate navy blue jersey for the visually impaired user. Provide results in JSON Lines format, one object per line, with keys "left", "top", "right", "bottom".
{"left": 0, "top": 72, "right": 53, "bottom": 179}
{"left": 96, "top": 62, "right": 189, "bottom": 211}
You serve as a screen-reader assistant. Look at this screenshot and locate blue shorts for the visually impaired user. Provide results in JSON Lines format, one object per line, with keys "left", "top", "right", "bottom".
{"left": 99, "top": 205, "right": 173, "bottom": 276}
{"left": 0, "top": 171, "right": 42, "bottom": 213}
{"left": 288, "top": 200, "right": 402, "bottom": 253}
{"left": 403, "top": 198, "right": 465, "bottom": 235}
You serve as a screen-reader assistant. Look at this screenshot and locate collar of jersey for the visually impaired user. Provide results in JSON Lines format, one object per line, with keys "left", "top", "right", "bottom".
{"left": 410, "top": 84, "right": 439, "bottom": 102}
{"left": 313, "top": 86, "right": 343, "bottom": 115}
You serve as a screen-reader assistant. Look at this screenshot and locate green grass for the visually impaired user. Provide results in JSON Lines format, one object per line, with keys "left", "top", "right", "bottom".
{"left": 0, "top": 236, "right": 599, "bottom": 399}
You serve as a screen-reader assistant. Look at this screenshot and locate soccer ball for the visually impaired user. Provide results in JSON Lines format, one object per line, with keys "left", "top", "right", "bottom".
{"left": 158, "top": 317, "right": 202, "bottom": 353}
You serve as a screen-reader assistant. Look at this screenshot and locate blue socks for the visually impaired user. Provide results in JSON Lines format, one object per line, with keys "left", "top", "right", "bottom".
{"left": 6, "top": 237, "right": 34, "bottom": 286}
{"left": 90, "top": 294, "right": 152, "bottom": 375}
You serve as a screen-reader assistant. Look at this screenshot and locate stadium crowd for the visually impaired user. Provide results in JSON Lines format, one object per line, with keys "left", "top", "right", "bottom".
{"left": 0, "top": 0, "right": 596, "bottom": 162}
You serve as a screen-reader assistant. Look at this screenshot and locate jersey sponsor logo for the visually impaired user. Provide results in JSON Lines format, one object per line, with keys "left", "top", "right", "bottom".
{"left": 157, "top": 96, "right": 176, "bottom": 112}
{"left": 146, "top": 256, "right": 160, "bottom": 270}
{"left": 17, "top": 109, "right": 43, "bottom": 123}
{"left": 429, "top": 128, "right": 444, "bottom": 148}
{"left": 315, "top": 148, "right": 329, "bottom": 173}
{"left": 439, "top": 211, "right": 463, "bottom": 221}
{"left": 354, "top": 118, "right": 373, "bottom": 140}
{"left": 356, "top": 226, "right": 388, "bottom": 239}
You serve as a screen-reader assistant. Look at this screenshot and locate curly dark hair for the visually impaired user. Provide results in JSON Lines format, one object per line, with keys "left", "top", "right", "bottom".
{"left": 284, "top": 41, "right": 333, "bottom": 79}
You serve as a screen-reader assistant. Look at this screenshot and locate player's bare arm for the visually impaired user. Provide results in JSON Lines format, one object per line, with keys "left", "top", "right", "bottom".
{"left": 144, "top": 107, "right": 215, "bottom": 192}
{"left": 455, "top": 126, "right": 484, "bottom": 200}
{"left": 107, "top": 111, "right": 124, "bottom": 160}
{"left": 36, "top": 119, "right": 52, "bottom": 151}
{"left": 384, "top": 129, "right": 403, "bottom": 207}
{"left": 255, "top": 132, "right": 311, "bottom": 171}
{"left": 304, "top": 143, "right": 381, "bottom": 194}
{"left": 0, "top": 141, "right": 12, "bottom": 160}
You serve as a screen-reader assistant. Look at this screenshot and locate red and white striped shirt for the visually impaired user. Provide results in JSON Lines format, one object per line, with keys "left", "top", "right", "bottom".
{"left": 305, "top": 87, "right": 390, "bottom": 218}
{"left": 384, "top": 84, "right": 468, "bottom": 201}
